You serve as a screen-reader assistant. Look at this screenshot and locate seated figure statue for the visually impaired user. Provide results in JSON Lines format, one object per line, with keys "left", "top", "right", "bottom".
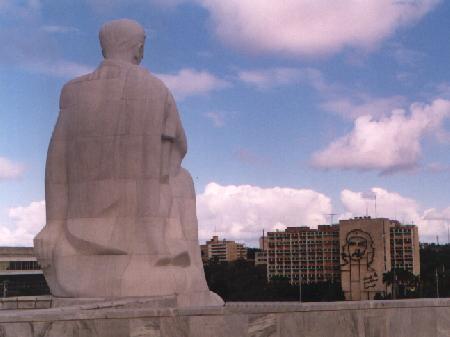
{"left": 34, "top": 19, "right": 223, "bottom": 307}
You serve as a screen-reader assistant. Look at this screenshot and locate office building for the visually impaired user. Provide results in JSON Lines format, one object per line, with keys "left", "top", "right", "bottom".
{"left": 200, "top": 236, "right": 247, "bottom": 262}
{"left": 266, "top": 225, "right": 340, "bottom": 284}
{"left": 390, "top": 221, "right": 420, "bottom": 275}
{"left": 266, "top": 217, "right": 420, "bottom": 301}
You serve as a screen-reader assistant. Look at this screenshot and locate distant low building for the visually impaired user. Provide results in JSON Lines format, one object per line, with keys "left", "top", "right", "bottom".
{"left": 254, "top": 251, "right": 268, "bottom": 266}
{"left": 0, "top": 247, "right": 49, "bottom": 297}
{"left": 254, "top": 235, "right": 268, "bottom": 266}
{"left": 201, "top": 236, "right": 247, "bottom": 263}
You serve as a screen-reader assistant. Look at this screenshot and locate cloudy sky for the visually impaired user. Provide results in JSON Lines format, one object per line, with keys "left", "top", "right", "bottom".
{"left": 2, "top": 0, "right": 450, "bottom": 247}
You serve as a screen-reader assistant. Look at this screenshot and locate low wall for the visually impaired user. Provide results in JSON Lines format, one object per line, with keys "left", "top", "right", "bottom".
{"left": 0, "top": 298, "right": 448, "bottom": 336}
{"left": 0, "top": 296, "right": 52, "bottom": 310}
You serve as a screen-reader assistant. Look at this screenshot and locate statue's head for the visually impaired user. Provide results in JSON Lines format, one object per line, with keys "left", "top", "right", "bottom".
{"left": 99, "top": 19, "right": 146, "bottom": 65}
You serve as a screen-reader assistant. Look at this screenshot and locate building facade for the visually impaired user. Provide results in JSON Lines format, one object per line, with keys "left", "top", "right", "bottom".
{"left": 266, "top": 217, "right": 420, "bottom": 301}
{"left": 0, "top": 247, "right": 49, "bottom": 297}
{"left": 254, "top": 236, "right": 268, "bottom": 266}
{"left": 200, "top": 236, "right": 247, "bottom": 262}
{"left": 255, "top": 251, "right": 268, "bottom": 266}
{"left": 390, "top": 221, "right": 420, "bottom": 275}
{"left": 266, "top": 225, "right": 340, "bottom": 284}
{"left": 339, "top": 217, "right": 391, "bottom": 300}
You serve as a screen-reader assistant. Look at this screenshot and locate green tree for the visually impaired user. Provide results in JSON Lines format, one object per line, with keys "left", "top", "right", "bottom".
{"left": 420, "top": 244, "right": 450, "bottom": 298}
{"left": 383, "top": 268, "right": 419, "bottom": 299}
{"left": 204, "top": 259, "right": 344, "bottom": 302}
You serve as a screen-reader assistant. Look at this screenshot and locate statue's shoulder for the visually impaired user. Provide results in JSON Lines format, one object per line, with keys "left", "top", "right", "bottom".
{"left": 58, "top": 63, "right": 171, "bottom": 106}
{"left": 59, "top": 73, "right": 95, "bottom": 109}
{"left": 124, "top": 65, "right": 171, "bottom": 98}
{"left": 129, "top": 66, "right": 168, "bottom": 89}
{"left": 62, "top": 73, "right": 92, "bottom": 90}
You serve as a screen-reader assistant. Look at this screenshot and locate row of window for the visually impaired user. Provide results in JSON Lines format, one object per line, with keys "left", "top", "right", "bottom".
{"left": 269, "top": 238, "right": 339, "bottom": 243}
{"left": 0, "top": 261, "right": 41, "bottom": 271}
{"left": 270, "top": 257, "right": 339, "bottom": 262}
{"left": 390, "top": 229, "right": 413, "bottom": 234}
{"left": 269, "top": 273, "right": 340, "bottom": 279}
{"left": 269, "top": 266, "right": 339, "bottom": 272}
{"left": 269, "top": 233, "right": 339, "bottom": 238}
{"left": 268, "top": 249, "right": 339, "bottom": 254}
{"left": 390, "top": 240, "right": 412, "bottom": 243}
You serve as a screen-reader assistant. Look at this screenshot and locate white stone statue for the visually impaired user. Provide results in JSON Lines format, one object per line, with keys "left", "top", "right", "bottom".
{"left": 34, "top": 19, "right": 223, "bottom": 307}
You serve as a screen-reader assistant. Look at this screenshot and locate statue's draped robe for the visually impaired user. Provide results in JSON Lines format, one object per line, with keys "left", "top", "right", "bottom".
{"left": 35, "top": 60, "right": 218, "bottom": 304}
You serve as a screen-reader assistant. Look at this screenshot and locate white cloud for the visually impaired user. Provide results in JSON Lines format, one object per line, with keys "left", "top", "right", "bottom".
{"left": 41, "top": 25, "right": 79, "bottom": 34}
{"left": 238, "top": 67, "right": 303, "bottom": 89}
{"left": 426, "top": 162, "right": 450, "bottom": 173}
{"left": 391, "top": 44, "right": 425, "bottom": 67}
{"left": 237, "top": 68, "right": 411, "bottom": 122}
{"left": 341, "top": 187, "right": 420, "bottom": 223}
{"left": 237, "top": 67, "right": 333, "bottom": 93}
{"left": 86, "top": 0, "right": 188, "bottom": 12}
{"left": 321, "top": 95, "right": 407, "bottom": 120}
{"left": 204, "top": 111, "right": 225, "bottom": 127}
{"left": 197, "top": 182, "right": 331, "bottom": 246}
{"left": 423, "top": 208, "right": 450, "bottom": 221}
{"left": 0, "top": 200, "right": 45, "bottom": 246}
{"left": 233, "top": 148, "right": 269, "bottom": 166}
{"left": 198, "top": 0, "right": 439, "bottom": 57}
{"left": 26, "top": 60, "right": 93, "bottom": 78}
{"left": 396, "top": 72, "right": 416, "bottom": 85}
{"left": 0, "top": 157, "right": 24, "bottom": 180}
{"left": 312, "top": 99, "right": 450, "bottom": 173}
{"left": 156, "top": 68, "right": 230, "bottom": 99}
{"left": 341, "top": 187, "right": 448, "bottom": 243}
{"left": 203, "top": 181, "right": 450, "bottom": 245}
{"left": 2, "top": 188, "right": 446, "bottom": 247}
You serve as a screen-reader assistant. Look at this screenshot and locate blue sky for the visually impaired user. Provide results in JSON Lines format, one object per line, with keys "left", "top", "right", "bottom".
{"left": 1, "top": 0, "right": 450, "bottom": 246}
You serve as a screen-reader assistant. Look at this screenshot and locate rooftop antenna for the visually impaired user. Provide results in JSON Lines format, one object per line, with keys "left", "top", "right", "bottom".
{"left": 447, "top": 221, "right": 449, "bottom": 245}
{"left": 327, "top": 213, "right": 337, "bottom": 225}
{"left": 362, "top": 191, "right": 376, "bottom": 217}
{"left": 262, "top": 228, "right": 265, "bottom": 250}
{"left": 374, "top": 194, "right": 377, "bottom": 218}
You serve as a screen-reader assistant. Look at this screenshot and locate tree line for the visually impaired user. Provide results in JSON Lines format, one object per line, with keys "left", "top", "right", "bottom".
{"left": 204, "top": 245, "right": 450, "bottom": 301}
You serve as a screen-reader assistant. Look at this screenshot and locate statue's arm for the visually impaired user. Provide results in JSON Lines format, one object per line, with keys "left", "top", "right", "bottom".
{"left": 161, "top": 91, "right": 187, "bottom": 179}
{"left": 45, "top": 137, "right": 68, "bottom": 222}
{"left": 163, "top": 91, "right": 187, "bottom": 155}
{"left": 44, "top": 88, "right": 69, "bottom": 225}
{"left": 34, "top": 89, "right": 69, "bottom": 269}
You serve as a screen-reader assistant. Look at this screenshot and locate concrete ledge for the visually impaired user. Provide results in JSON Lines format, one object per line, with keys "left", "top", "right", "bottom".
{"left": 0, "top": 298, "right": 448, "bottom": 336}
{"left": 0, "top": 296, "right": 52, "bottom": 311}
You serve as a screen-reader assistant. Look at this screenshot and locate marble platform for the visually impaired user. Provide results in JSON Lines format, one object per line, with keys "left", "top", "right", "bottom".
{"left": 0, "top": 297, "right": 449, "bottom": 336}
